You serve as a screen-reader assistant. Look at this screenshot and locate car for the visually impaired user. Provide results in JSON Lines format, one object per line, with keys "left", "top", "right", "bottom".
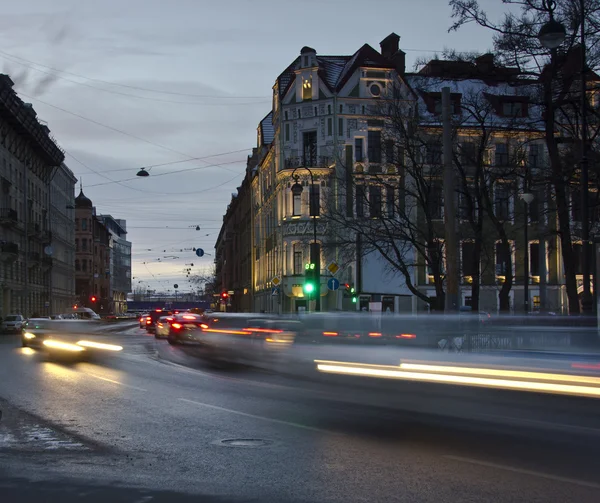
{"left": 139, "top": 313, "right": 149, "bottom": 328}
{"left": 154, "top": 315, "right": 175, "bottom": 339}
{"left": 161, "top": 313, "right": 206, "bottom": 345}
{"left": 2, "top": 314, "right": 26, "bottom": 333}
{"left": 145, "top": 309, "right": 172, "bottom": 333}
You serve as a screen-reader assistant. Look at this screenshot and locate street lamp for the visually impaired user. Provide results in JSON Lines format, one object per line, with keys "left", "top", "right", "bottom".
{"left": 538, "top": 0, "right": 592, "bottom": 313}
{"left": 290, "top": 167, "right": 320, "bottom": 312}
{"left": 136, "top": 168, "right": 150, "bottom": 177}
{"left": 520, "top": 191, "right": 535, "bottom": 313}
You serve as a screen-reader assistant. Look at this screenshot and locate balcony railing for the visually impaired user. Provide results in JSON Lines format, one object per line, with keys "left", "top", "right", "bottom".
{"left": 0, "top": 207, "right": 17, "bottom": 225}
{"left": 284, "top": 156, "right": 333, "bottom": 169}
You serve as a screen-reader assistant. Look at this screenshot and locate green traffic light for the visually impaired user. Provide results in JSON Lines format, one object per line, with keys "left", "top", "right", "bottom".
{"left": 352, "top": 296, "right": 357, "bottom": 303}
{"left": 304, "top": 282, "right": 315, "bottom": 293}
{"left": 350, "top": 287, "right": 355, "bottom": 293}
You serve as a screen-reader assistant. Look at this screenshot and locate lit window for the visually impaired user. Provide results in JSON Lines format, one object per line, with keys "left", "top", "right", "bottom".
{"left": 302, "top": 76, "right": 312, "bottom": 100}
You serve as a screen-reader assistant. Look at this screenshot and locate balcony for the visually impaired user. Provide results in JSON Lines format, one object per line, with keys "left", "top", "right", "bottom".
{"left": 0, "top": 208, "right": 18, "bottom": 226}
{"left": 284, "top": 156, "right": 333, "bottom": 169}
{"left": 0, "top": 241, "right": 18, "bottom": 262}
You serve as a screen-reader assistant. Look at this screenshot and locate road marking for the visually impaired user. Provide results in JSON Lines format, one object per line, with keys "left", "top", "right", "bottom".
{"left": 178, "top": 398, "right": 333, "bottom": 434}
{"left": 85, "top": 372, "right": 147, "bottom": 392}
{"left": 445, "top": 455, "right": 600, "bottom": 489}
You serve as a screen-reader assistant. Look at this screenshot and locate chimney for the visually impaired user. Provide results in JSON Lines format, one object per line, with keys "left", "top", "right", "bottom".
{"left": 380, "top": 33, "right": 400, "bottom": 60}
{"left": 393, "top": 49, "right": 406, "bottom": 74}
{"left": 475, "top": 53, "right": 494, "bottom": 73}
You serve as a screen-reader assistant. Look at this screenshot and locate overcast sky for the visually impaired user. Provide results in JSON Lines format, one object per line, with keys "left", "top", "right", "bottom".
{"left": 1, "top": 0, "right": 509, "bottom": 294}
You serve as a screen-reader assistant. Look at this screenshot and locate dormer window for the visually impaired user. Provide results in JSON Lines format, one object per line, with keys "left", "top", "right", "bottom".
{"left": 302, "top": 76, "right": 312, "bottom": 101}
{"left": 502, "top": 101, "right": 526, "bottom": 117}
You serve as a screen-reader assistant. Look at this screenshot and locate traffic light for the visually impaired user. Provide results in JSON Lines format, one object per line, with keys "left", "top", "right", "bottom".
{"left": 90, "top": 296, "right": 97, "bottom": 303}
{"left": 304, "top": 262, "right": 317, "bottom": 294}
{"left": 221, "top": 292, "right": 229, "bottom": 299}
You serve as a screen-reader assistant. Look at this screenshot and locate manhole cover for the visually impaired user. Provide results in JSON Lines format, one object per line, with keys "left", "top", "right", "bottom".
{"left": 216, "top": 438, "right": 273, "bottom": 448}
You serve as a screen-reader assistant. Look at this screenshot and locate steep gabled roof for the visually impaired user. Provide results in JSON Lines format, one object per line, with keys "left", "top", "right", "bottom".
{"left": 259, "top": 111, "right": 274, "bottom": 145}
{"left": 317, "top": 56, "right": 352, "bottom": 90}
{"left": 335, "top": 44, "right": 395, "bottom": 92}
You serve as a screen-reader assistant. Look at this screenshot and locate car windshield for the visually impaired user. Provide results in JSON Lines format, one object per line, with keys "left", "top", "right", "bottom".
{"left": 5, "top": 316, "right": 19, "bottom": 321}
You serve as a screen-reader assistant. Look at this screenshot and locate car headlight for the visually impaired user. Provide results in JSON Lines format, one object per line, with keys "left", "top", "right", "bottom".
{"left": 23, "top": 332, "right": 36, "bottom": 340}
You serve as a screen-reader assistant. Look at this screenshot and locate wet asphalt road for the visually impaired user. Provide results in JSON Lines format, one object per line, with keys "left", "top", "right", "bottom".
{"left": 1, "top": 323, "right": 600, "bottom": 503}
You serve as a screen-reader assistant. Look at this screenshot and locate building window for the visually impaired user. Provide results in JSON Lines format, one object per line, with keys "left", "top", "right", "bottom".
{"left": 75, "top": 218, "right": 79, "bottom": 231}
{"left": 82, "top": 239, "right": 87, "bottom": 252}
{"left": 327, "top": 104, "right": 331, "bottom": 114}
{"left": 356, "top": 185, "right": 365, "bottom": 217}
{"left": 528, "top": 144, "right": 539, "bottom": 168}
{"left": 461, "top": 241, "right": 476, "bottom": 278}
{"left": 502, "top": 101, "right": 526, "bottom": 117}
{"left": 338, "top": 118, "right": 344, "bottom": 136}
{"left": 327, "top": 117, "right": 333, "bottom": 136}
{"left": 293, "top": 189, "right": 302, "bottom": 216}
{"left": 355, "top": 138, "right": 364, "bottom": 162}
{"left": 75, "top": 259, "right": 80, "bottom": 271}
{"left": 367, "top": 130, "right": 382, "bottom": 163}
{"left": 339, "top": 104, "right": 343, "bottom": 113}
{"left": 494, "top": 183, "right": 512, "bottom": 221}
{"left": 75, "top": 239, "right": 79, "bottom": 252}
{"left": 303, "top": 131, "right": 317, "bottom": 167}
{"left": 425, "top": 141, "right": 442, "bottom": 164}
{"left": 495, "top": 143, "right": 509, "bottom": 166}
{"left": 284, "top": 111, "right": 288, "bottom": 120}
{"left": 285, "top": 123, "right": 290, "bottom": 142}
{"left": 386, "top": 186, "right": 395, "bottom": 218}
{"left": 460, "top": 142, "right": 477, "bottom": 166}
{"left": 293, "top": 244, "right": 303, "bottom": 275}
{"left": 428, "top": 181, "right": 444, "bottom": 220}
{"left": 309, "top": 184, "right": 320, "bottom": 217}
{"left": 369, "top": 186, "right": 382, "bottom": 218}
{"left": 495, "top": 241, "right": 511, "bottom": 276}
{"left": 82, "top": 259, "right": 87, "bottom": 272}
{"left": 529, "top": 189, "right": 540, "bottom": 223}
{"left": 81, "top": 218, "right": 87, "bottom": 231}
{"left": 302, "top": 76, "right": 312, "bottom": 101}
{"left": 530, "top": 242, "right": 540, "bottom": 277}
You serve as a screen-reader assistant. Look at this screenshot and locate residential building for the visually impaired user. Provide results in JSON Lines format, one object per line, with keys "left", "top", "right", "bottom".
{"left": 0, "top": 73, "right": 65, "bottom": 318}
{"left": 49, "top": 163, "right": 77, "bottom": 314}
{"left": 214, "top": 149, "right": 257, "bottom": 312}
{"left": 98, "top": 215, "right": 132, "bottom": 314}
{"left": 74, "top": 189, "right": 111, "bottom": 313}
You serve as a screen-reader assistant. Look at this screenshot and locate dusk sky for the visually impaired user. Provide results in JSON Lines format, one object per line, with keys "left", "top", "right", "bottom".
{"left": 0, "top": 0, "right": 509, "bottom": 294}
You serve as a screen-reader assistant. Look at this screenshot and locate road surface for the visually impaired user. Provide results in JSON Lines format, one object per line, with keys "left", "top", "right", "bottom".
{"left": 1, "top": 322, "right": 599, "bottom": 502}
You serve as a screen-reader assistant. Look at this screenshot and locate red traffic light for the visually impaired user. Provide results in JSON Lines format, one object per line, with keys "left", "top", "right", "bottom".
{"left": 90, "top": 296, "right": 97, "bottom": 302}
{"left": 221, "top": 292, "right": 229, "bottom": 299}
{"left": 344, "top": 283, "right": 350, "bottom": 290}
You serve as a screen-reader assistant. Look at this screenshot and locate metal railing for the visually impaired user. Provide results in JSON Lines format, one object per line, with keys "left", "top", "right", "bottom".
{"left": 284, "top": 156, "right": 333, "bottom": 169}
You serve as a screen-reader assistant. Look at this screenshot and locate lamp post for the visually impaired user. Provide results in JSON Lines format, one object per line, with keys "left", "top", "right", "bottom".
{"left": 520, "top": 190, "right": 535, "bottom": 313}
{"left": 538, "top": 0, "right": 592, "bottom": 313}
{"left": 290, "top": 167, "right": 320, "bottom": 312}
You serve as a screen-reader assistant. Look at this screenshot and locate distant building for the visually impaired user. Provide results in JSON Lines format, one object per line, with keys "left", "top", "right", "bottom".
{"left": 49, "top": 163, "right": 77, "bottom": 314}
{"left": 98, "top": 215, "right": 131, "bottom": 314}
{"left": 0, "top": 73, "right": 65, "bottom": 317}
{"left": 74, "top": 189, "right": 111, "bottom": 313}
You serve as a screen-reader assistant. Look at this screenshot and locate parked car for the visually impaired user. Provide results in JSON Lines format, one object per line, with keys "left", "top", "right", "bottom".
{"left": 2, "top": 314, "right": 26, "bottom": 333}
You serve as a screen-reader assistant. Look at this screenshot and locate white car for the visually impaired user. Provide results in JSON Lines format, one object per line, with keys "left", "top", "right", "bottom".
{"left": 2, "top": 314, "right": 26, "bottom": 333}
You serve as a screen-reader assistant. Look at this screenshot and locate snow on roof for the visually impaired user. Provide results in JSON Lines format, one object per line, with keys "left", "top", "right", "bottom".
{"left": 406, "top": 75, "right": 543, "bottom": 130}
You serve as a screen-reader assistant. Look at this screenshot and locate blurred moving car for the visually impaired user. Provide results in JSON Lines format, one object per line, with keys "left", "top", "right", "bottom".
{"left": 20, "top": 318, "right": 123, "bottom": 356}
{"left": 139, "top": 313, "right": 149, "bottom": 328}
{"left": 156, "top": 313, "right": 206, "bottom": 345}
{"left": 1, "top": 314, "right": 26, "bottom": 333}
{"left": 64, "top": 307, "right": 101, "bottom": 320}
{"left": 145, "top": 309, "right": 172, "bottom": 333}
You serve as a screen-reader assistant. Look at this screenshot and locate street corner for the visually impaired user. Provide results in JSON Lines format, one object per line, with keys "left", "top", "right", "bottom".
{"left": 0, "top": 398, "right": 89, "bottom": 454}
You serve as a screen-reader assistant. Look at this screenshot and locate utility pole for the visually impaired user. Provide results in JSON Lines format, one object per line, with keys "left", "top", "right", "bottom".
{"left": 442, "top": 87, "right": 459, "bottom": 312}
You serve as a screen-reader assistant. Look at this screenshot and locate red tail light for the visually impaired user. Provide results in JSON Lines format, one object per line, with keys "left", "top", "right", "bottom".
{"left": 172, "top": 323, "right": 182, "bottom": 329}
{"left": 396, "top": 333, "right": 416, "bottom": 339}
{"left": 146, "top": 320, "right": 151, "bottom": 325}
{"left": 323, "top": 331, "right": 338, "bottom": 336}
{"left": 368, "top": 332, "right": 382, "bottom": 338}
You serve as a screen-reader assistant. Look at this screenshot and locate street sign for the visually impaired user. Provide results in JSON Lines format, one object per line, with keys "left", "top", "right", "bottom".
{"left": 195, "top": 248, "right": 205, "bottom": 257}
{"left": 272, "top": 276, "right": 281, "bottom": 286}
{"left": 327, "top": 262, "right": 340, "bottom": 275}
{"left": 327, "top": 277, "right": 340, "bottom": 291}
{"left": 271, "top": 286, "right": 280, "bottom": 296}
